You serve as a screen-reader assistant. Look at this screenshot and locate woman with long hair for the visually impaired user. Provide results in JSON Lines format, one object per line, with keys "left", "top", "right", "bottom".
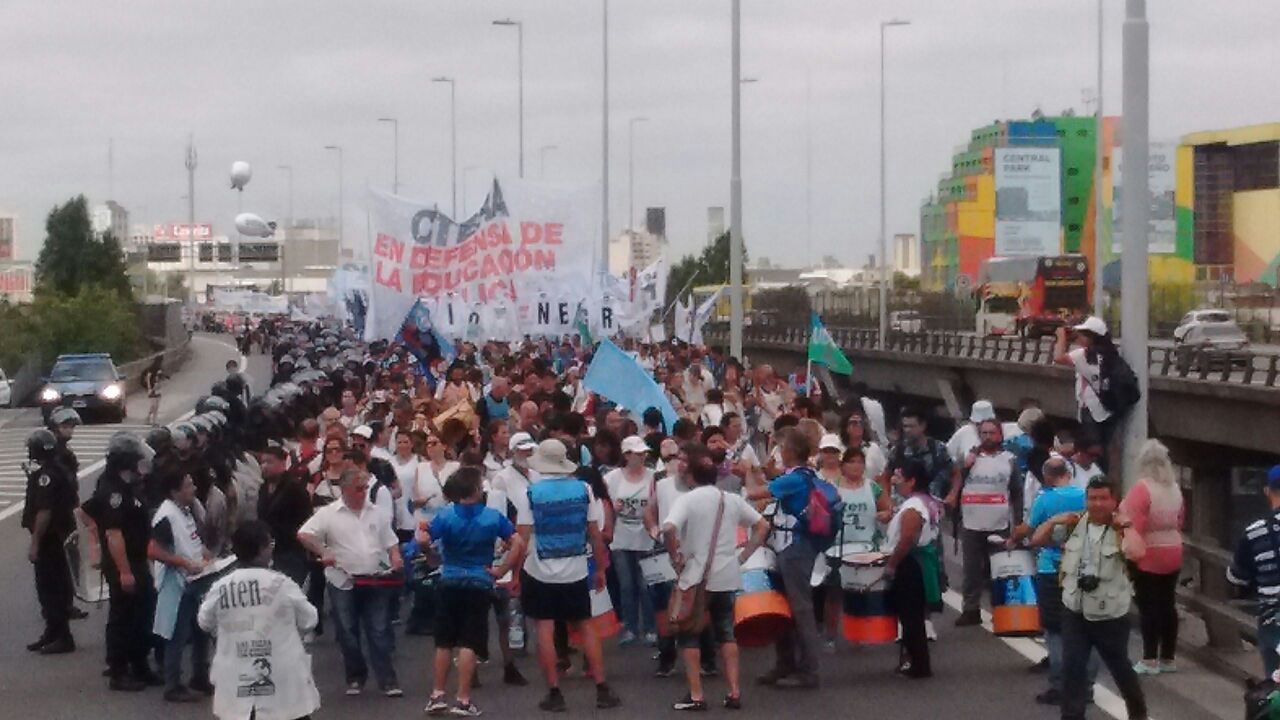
{"left": 1120, "top": 439, "right": 1185, "bottom": 674}
{"left": 1053, "top": 316, "right": 1120, "bottom": 468}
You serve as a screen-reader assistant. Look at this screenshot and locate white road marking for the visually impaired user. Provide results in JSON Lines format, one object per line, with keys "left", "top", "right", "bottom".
{"left": 941, "top": 589, "right": 1153, "bottom": 720}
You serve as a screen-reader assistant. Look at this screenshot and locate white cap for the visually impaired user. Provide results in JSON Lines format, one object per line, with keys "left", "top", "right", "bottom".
{"left": 351, "top": 425, "right": 374, "bottom": 440}
{"left": 969, "top": 400, "right": 996, "bottom": 423}
{"left": 818, "top": 433, "right": 844, "bottom": 452}
{"left": 621, "top": 435, "right": 650, "bottom": 455}
{"left": 1072, "top": 316, "right": 1108, "bottom": 337}
{"left": 509, "top": 432, "right": 537, "bottom": 452}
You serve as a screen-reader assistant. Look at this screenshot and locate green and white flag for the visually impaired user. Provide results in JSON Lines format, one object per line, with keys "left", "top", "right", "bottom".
{"left": 808, "top": 313, "right": 852, "bottom": 375}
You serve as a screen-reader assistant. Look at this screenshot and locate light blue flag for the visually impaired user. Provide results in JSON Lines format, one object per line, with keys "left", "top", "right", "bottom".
{"left": 583, "top": 337, "right": 679, "bottom": 432}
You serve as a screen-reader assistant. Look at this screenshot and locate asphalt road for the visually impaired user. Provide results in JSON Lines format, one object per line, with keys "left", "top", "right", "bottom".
{"left": 0, "top": 334, "right": 1248, "bottom": 720}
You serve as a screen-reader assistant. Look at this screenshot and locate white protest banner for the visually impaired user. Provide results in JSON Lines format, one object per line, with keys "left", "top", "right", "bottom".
{"left": 365, "top": 177, "right": 600, "bottom": 342}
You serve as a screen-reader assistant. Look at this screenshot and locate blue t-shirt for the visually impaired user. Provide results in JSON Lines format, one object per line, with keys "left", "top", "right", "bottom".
{"left": 769, "top": 467, "right": 816, "bottom": 520}
{"left": 428, "top": 502, "right": 515, "bottom": 587}
{"left": 1028, "top": 485, "right": 1087, "bottom": 574}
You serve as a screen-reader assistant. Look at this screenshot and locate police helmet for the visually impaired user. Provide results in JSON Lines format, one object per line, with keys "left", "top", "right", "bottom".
{"left": 171, "top": 422, "right": 197, "bottom": 450}
{"left": 107, "top": 431, "right": 153, "bottom": 463}
{"left": 189, "top": 415, "right": 213, "bottom": 435}
{"left": 205, "top": 410, "right": 227, "bottom": 428}
{"left": 27, "top": 428, "right": 58, "bottom": 461}
{"left": 196, "top": 395, "right": 231, "bottom": 415}
{"left": 48, "top": 407, "right": 83, "bottom": 427}
{"left": 145, "top": 426, "right": 173, "bottom": 454}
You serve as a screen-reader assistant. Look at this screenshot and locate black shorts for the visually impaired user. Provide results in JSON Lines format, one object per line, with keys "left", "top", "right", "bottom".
{"left": 520, "top": 571, "right": 591, "bottom": 622}
{"left": 434, "top": 585, "right": 492, "bottom": 652}
{"left": 676, "top": 591, "right": 736, "bottom": 649}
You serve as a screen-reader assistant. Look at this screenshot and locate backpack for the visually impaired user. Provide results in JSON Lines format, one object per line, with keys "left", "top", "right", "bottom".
{"left": 797, "top": 469, "right": 844, "bottom": 552}
{"left": 1098, "top": 351, "right": 1141, "bottom": 416}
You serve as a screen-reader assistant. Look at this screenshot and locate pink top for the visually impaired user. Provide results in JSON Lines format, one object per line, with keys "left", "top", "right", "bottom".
{"left": 1119, "top": 479, "right": 1185, "bottom": 575}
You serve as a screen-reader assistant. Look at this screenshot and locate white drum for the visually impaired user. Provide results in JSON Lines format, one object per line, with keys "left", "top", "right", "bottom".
{"left": 839, "top": 551, "right": 889, "bottom": 592}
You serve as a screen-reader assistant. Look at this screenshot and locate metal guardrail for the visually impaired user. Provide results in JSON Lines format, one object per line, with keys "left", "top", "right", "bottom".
{"left": 713, "top": 326, "right": 1280, "bottom": 388}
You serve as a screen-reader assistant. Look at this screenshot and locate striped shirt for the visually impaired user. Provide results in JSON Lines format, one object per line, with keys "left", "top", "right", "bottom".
{"left": 1229, "top": 510, "right": 1280, "bottom": 626}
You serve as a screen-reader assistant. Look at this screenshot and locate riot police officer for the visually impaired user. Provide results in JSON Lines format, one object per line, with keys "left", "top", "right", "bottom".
{"left": 82, "top": 432, "right": 157, "bottom": 691}
{"left": 47, "top": 407, "right": 81, "bottom": 478}
{"left": 23, "top": 428, "right": 78, "bottom": 655}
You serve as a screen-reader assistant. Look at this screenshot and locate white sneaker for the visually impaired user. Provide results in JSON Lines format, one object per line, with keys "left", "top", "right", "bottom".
{"left": 345, "top": 682, "right": 362, "bottom": 696}
{"left": 925, "top": 619, "right": 938, "bottom": 642}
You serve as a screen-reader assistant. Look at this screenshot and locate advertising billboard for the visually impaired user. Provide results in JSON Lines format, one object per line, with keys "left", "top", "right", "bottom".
{"left": 1112, "top": 141, "right": 1176, "bottom": 255}
{"left": 995, "top": 148, "right": 1062, "bottom": 257}
{"left": 153, "top": 223, "right": 213, "bottom": 242}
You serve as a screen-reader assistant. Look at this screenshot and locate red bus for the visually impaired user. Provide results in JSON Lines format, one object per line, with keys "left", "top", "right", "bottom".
{"left": 976, "top": 254, "right": 1089, "bottom": 337}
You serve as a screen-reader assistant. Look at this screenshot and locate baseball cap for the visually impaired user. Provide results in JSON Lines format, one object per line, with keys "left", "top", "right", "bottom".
{"left": 969, "top": 400, "right": 997, "bottom": 423}
{"left": 1268, "top": 465, "right": 1280, "bottom": 491}
{"left": 1072, "top": 316, "right": 1109, "bottom": 337}
{"left": 351, "top": 425, "right": 374, "bottom": 440}
{"left": 509, "top": 432, "right": 537, "bottom": 452}
{"left": 621, "top": 435, "right": 649, "bottom": 455}
{"left": 818, "top": 433, "right": 844, "bottom": 452}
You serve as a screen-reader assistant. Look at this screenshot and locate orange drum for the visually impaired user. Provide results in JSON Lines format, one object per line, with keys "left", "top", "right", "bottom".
{"left": 989, "top": 549, "right": 1040, "bottom": 637}
{"left": 733, "top": 549, "right": 792, "bottom": 647}
{"left": 569, "top": 588, "right": 620, "bottom": 646}
{"left": 839, "top": 552, "right": 896, "bottom": 645}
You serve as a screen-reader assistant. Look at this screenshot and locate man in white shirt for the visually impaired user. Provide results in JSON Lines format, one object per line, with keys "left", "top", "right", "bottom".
{"left": 516, "top": 440, "right": 621, "bottom": 712}
{"left": 492, "top": 432, "right": 539, "bottom": 520}
{"left": 662, "top": 444, "right": 769, "bottom": 711}
{"left": 947, "top": 400, "right": 1023, "bottom": 465}
{"left": 297, "top": 468, "right": 404, "bottom": 698}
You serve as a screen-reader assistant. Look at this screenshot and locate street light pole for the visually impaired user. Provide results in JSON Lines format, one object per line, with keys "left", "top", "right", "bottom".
{"left": 377, "top": 118, "right": 399, "bottom": 195}
{"left": 1119, "top": 0, "right": 1149, "bottom": 487}
{"left": 729, "top": 0, "right": 743, "bottom": 360}
{"left": 539, "top": 145, "right": 558, "bottom": 179}
{"left": 878, "top": 18, "right": 910, "bottom": 349}
{"left": 324, "top": 145, "right": 344, "bottom": 252}
{"left": 277, "top": 164, "right": 293, "bottom": 295}
{"left": 492, "top": 19, "right": 524, "bottom": 178}
{"left": 185, "top": 135, "right": 197, "bottom": 304}
{"left": 432, "top": 77, "right": 458, "bottom": 217}
{"left": 628, "top": 117, "right": 649, "bottom": 231}
{"left": 1093, "top": 0, "right": 1107, "bottom": 317}
{"left": 601, "top": 0, "right": 611, "bottom": 281}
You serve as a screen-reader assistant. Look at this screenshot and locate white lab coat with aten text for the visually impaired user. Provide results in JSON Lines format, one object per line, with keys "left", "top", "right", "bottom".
{"left": 198, "top": 567, "right": 320, "bottom": 720}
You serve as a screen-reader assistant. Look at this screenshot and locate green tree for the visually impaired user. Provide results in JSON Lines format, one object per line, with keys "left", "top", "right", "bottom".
{"left": 34, "top": 195, "right": 133, "bottom": 299}
{"left": 665, "top": 230, "right": 748, "bottom": 307}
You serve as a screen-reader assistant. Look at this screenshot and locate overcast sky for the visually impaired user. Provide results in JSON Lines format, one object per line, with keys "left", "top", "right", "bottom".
{"left": 4, "top": 0, "right": 1280, "bottom": 267}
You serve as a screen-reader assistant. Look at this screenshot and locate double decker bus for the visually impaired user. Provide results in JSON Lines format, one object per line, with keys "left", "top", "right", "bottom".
{"left": 975, "top": 254, "right": 1089, "bottom": 337}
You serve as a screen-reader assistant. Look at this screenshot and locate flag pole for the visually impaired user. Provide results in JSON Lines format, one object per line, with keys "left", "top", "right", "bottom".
{"left": 660, "top": 269, "right": 702, "bottom": 323}
{"left": 805, "top": 359, "right": 813, "bottom": 397}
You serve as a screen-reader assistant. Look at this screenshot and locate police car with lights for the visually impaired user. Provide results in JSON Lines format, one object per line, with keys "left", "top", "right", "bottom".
{"left": 39, "top": 353, "right": 127, "bottom": 423}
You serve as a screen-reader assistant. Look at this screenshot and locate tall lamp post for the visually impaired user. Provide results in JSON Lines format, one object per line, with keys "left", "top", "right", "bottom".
{"left": 877, "top": 18, "right": 910, "bottom": 349}
{"left": 539, "top": 144, "right": 558, "bottom": 179}
{"left": 628, "top": 117, "right": 649, "bottom": 231}
{"left": 492, "top": 19, "right": 525, "bottom": 178}
{"left": 324, "top": 145, "right": 344, "bottom": 251}
{"left": 1093, "top": 0, "right": 1107, "bottom": 316}
{"left": 729, "top": 0, "right": 743, "bottom": 359}
{"left": 376, "top": 117, "right": 399, "bottom": 195}
{"left": 432, "top": 77, "right": 458, "bottom": 217}
{"left": 277, "top": 164, "right": 293, "bottom": 295}
{"left": 1119, "top": 0, "right": 1150, "bottom": 486}
{"left": 185, "top": 136, "right": 197, "bottom": 304}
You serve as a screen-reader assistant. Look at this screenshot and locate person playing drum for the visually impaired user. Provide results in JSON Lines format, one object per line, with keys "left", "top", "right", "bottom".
{"left": 821, "top": 445, "right": 893, "bottom": 649}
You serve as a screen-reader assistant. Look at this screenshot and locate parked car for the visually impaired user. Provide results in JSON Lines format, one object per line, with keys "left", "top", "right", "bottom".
{"left": 1172, "top": 309, "right": 1234, "bottom": 342}
{"left": 1174, "top": 322, "right": 1251, "bottom": 372}
{"left": 890, "top": 310, "right": 925, "bottom": 334}
{"left": 39, "top": 353, "right": 127, "bottom": 423}
{"left": 0, "top": 367, "right": 11, "bottom": 408}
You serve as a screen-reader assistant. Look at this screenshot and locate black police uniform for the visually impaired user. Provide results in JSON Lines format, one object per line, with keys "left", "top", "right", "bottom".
{"left": 53, "top": 438, "right": 79, "bottom": 478}
{"left": 83, "top": 471, "right": 154, "bottom": 680}
{"left": 22, "top": 459, "right": 78, "bottom": 647}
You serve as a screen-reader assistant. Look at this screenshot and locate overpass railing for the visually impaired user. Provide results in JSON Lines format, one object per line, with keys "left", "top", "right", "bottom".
{"left": 715, "top": 326, "right": 1280, "bottom": 388}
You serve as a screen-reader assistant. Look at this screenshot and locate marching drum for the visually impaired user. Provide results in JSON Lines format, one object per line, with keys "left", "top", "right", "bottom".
{"left": 989, "top": 548, "right": 1040, "bottom": 637}
{"left": 839, "top": 551, "right": 896, "bottom": 645}
{"left": 733, "top": 547, "right": 792, "bottom": 647}
{"left": 569, "top": 587, "right": 621, "bottom": 646}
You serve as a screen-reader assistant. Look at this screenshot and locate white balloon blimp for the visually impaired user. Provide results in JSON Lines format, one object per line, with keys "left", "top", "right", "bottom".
{"left": 235, "top": 213, "right": 277, "bottom": 238}
{"left": 230, "top": 161, "right": 253, "bottom": 190}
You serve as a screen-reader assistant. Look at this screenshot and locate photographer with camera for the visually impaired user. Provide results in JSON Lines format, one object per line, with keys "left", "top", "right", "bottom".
{"left": 1034, "top": 477, "right": 1148, "bottom": 720}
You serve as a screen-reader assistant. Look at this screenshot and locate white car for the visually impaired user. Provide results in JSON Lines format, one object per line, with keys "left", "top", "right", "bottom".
{"left": 0, "top": 367, "right": 10, "bottom": 407}
{"left": 890, "top": 310, "right": 925, "bottom": 334}
{"left": 1173, "top": 309, "right": 1234, "bottom": 343}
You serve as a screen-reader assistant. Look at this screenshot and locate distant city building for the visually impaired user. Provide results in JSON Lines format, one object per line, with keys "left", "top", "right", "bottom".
{"left": 0, "top": 262, "right": 34, "bottom": 303}
{"left": 609, "top": 228, "right": 665, "bottom": 277}
{"left": 91, "top": 201, "right": 130, "bottom": 243}
{"left": 0, "top": 213, "right": 14, "bottom": 261}
{"left": 893, "top": 233, "right": 920, "bottom": 277}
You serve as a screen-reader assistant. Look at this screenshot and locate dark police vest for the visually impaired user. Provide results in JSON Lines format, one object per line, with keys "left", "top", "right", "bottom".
{"left": 528, "top": 478, "right": 589, "bottom": 560}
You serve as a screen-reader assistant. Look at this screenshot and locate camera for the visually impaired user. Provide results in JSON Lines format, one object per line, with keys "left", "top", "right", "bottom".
{"left": 1079, "top": 575, "right": 1101, "bottom": 592}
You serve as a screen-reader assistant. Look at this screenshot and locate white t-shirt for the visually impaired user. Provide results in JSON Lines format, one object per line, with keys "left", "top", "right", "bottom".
{"left": 947, "top": 422, "right": 1024, "bottom": 464}
{"left": 653, "top": 474, "right": 689, "bottom": 527}
{"left": 1070, "top": 460, "right": 1104, "bottom": 490}
{"left": 517, "top": 481, "right": 606, "bottom": 584}
{"left": 492, "top": 465, "right": 537, "bottom": 521}
{"left": 298, "top": 499, "right": 400, "bottom": 589}
{"left": 1068, "top": 347, "right": 1112, "bottom": 422}
{"left": 390, "top": 454, "right": 420, "bottom": 531}
{"left": 664, "top": 486, "right": 763, "bottom": 593}
{"left": 413, "top": 460, "right": 459, "bottom": 522}
{"left": 701, "top": 403, "right": 725, "bottom": 428}
{"left": 885, "top": 495, "right": 939, "bottom": 552}
{"left": 605, "top": 467, "right": 656, "bottom": 552}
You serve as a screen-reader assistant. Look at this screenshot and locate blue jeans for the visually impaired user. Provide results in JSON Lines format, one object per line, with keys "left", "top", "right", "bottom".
{"left": 1259, "top": 620, "right": 1280, "bottom": 677}
{"left": 613, "top": 549, "right": 656, "bottom": 636}
{"left": 329, "top": 583, "right": 398, "bottom": 689}
{"left": 165, "top": 589, "right": 209, "bottom": 692}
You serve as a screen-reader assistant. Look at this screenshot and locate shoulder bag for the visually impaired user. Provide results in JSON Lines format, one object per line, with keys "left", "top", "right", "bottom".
{"left": 668, "top": 490, "right": 725, "bottom": 634}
